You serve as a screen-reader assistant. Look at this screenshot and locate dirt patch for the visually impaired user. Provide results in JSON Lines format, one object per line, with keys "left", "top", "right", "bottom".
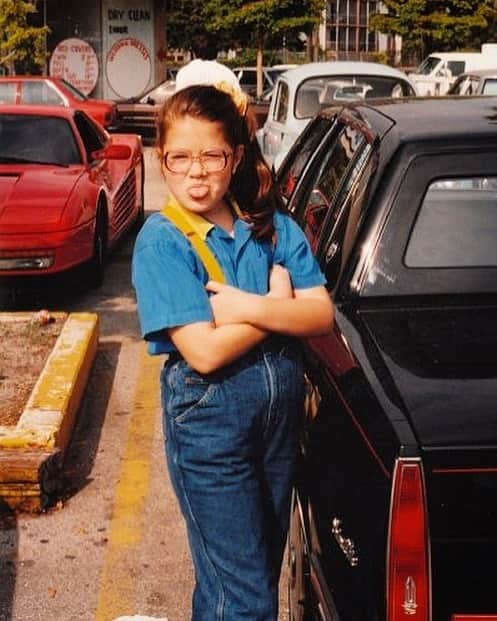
{"left": 0, "top": 315, "right": 65, "bottom": 427}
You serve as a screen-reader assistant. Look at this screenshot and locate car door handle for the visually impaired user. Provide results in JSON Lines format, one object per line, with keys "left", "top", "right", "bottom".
{"left": 325, "top": 241, "right": 339, "bottom": 263}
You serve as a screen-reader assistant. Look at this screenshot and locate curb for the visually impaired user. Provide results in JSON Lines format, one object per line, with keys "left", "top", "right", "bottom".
{"left": 0, "top": 312, "right": 99, "bottom": 511}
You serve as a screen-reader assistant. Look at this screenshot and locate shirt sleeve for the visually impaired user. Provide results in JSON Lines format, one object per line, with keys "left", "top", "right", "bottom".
{"left": 131, "top": 218, "right": 213, "bottom": 342}
{"left": 273, "top": 211, "right": 327, "bottom": 290}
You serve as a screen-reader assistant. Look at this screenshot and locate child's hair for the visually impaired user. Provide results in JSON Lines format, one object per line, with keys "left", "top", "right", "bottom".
{"left": 156, "top": 84, "right": 286, "bottom": 239}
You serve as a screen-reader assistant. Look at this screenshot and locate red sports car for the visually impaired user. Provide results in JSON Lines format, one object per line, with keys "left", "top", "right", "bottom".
{"left": 0, "top": 105, "right": 144, "bottom": 287}
{"left": 0, "top": 76, "right": 117, "bottom": 130}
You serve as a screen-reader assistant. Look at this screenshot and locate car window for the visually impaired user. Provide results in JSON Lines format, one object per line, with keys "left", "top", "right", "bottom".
{"left": 239, "top": 71, "right": 257, "bottom": 87}
{"left": 74, "top": 112, "right": 106, "bottom": 158}
{"left": 320, "top": 143, "right": 375, "bottom": 286}
{"left": 273, "top": 81, "right": 289, "bottom": 124}
{"left": 447, "top": 61, "right": 466, "bottom": 77}
{"left": 0, "top": 83, "right": 16, "bottom": 103}
{"left": 0, "top": 114, "right": 81, "bottom": 165}
{"left": 405, "top": 177, "right": 497, "bottom": 268}
{"left": 481, "top": 78, "right": 497, "bottom": 95}
{"left": 278, "top": 115, "right": 334, "bottom": 202}
{"left": 295, "top": 76, "right": 415, "bottom": 119}
{"left": 21, "top": 81, "right": 64, "bottom": 105}
{"left": 295, "top": 123, "right": 366, "bottom": 251}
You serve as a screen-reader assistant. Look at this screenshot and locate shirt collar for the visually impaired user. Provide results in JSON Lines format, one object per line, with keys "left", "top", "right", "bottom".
{"left": 166, "top": 194, "right": 245, "bottom": 241}
{"left": 166, "top": 195, "right": 214, "bottom": 240}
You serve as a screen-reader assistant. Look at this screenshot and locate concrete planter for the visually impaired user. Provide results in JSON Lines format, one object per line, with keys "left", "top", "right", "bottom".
{"left": 0, "top": 312, "right": 99, "bottom": 511}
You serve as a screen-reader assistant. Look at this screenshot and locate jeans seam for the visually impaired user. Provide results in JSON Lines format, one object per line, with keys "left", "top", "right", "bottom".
{"left": 174, "top": 438, "right": 226, "bottom": 620}
{"left": 262, "top": 353, "right": 276, "bottom": 435}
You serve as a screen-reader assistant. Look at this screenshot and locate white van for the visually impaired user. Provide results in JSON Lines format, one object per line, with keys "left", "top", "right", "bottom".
{"left": 410, "top": 43, "right": 497, "bottom": 95}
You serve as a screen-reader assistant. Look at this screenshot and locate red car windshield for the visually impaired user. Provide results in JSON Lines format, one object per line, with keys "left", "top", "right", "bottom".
{"left": 0, "top": 114, "right": 81, "bottom": 166}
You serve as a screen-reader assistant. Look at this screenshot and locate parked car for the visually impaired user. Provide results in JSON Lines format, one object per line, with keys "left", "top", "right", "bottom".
{"left": 0, "top": 76, "right": 118, "bottom": 130}
{"left": 258, "top": 61, "right": 417, "bottom": 170}
{"left": 232, "top": 66, "right": 281, "bottom": 98}
{"left": 279, "top": 95, "right": 497, "bottom": 621}
{"left": 447, "top": 67, "right": 497, "bottom": 95}
{"left": 410, "top": 43, "right": 497, "bottom": 95}
{"left": 114, "top": 78, "right": 176, "bottom": 139}
{"left": 0, "top": 105, "right": 144, "bottom": 287}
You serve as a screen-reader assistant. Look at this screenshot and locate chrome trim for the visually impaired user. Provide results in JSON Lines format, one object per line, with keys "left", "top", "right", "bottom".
{"left": 331, "top": 517, "right": 359, "bottom": 567}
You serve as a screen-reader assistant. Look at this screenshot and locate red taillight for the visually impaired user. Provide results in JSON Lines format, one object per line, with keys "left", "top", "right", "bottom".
{"left": 387, "top": 459, "right": 430, "bottom": 621}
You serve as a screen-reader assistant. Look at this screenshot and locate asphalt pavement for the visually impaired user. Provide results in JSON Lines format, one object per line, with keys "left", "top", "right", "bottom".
{"left": 0, "top": 147, "right": 289, "bottom": 621}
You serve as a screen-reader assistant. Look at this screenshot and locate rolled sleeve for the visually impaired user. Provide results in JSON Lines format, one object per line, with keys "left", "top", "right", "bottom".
{"left": 273, "top": 212, "right": 326, "bottom": 289}
{"left": 132, "top": 218, "right": 213, "bottom": 342}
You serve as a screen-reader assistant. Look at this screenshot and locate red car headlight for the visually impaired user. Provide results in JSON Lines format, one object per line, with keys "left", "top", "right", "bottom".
{"left": 0, "top": 249, "right": 55, "bottom": 270}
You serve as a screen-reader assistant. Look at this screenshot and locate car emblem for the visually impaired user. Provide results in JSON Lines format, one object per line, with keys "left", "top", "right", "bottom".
{"left": 331, "top": 517, "right": 359, "bottom": 567}
{"left": 402, "top": 576, "right": 418, "bottom": 615}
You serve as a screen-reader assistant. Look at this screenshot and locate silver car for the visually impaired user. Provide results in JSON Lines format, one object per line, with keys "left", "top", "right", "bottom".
{"left": 257, "top": 61, "right": 418, "bottom": 170}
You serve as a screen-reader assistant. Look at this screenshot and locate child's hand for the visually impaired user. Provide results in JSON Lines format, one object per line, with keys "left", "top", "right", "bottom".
{"left": 267, "top": 264, "right": 293, "bottom": 299}
{"left": 206, "top": 280, "right": 249, "bottom": 326}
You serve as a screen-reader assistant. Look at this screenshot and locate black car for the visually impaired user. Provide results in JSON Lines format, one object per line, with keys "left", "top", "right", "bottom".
{"left": 278, "top": 96, "right": 497, "bottom": 621}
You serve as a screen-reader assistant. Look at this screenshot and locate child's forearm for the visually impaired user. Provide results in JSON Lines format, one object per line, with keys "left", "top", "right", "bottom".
{"left": 245, "top": 292, "right": 334, "bottom": 336}
{"left": 169, "top": 321, "right": 267, "bottom": 374}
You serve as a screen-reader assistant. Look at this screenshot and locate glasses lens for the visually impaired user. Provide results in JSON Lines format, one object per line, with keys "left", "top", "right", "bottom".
{"left": 164, "top": 150, "right": 229, "bottom": 173}
{"left": 165, "top": 151, "right": 191, "bottom": 173}
{"left": 200, "top": 150, "right": 227, "bottom": 172}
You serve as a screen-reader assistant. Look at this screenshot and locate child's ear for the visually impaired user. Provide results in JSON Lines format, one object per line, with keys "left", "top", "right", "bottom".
{"left": 232, "top": 145, "right": 244, "bottom": 173}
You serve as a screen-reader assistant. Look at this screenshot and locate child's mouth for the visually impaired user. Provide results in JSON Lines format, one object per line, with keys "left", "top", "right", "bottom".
{"left": 188, "top": 185, "right": 209, "bottom": 199}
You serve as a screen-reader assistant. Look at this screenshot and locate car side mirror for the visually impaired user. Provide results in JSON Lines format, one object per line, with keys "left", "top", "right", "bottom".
{"left": 146, "top": 96, "right": 156, "bottom": 105}
{"left": 91, "top": 143, "right": 131, "bottom": 161}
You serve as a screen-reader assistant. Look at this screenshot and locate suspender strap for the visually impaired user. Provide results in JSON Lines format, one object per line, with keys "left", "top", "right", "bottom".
{"left": 161, "top": 204, "right": 226, "bottom": 283}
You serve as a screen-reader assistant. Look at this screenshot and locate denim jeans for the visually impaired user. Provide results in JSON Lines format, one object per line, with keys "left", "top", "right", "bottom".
{"left": 161, "top": 338, "right": 304, "bottom": 621}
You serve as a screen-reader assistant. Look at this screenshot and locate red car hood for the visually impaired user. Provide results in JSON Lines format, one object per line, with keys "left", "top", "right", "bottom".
{"left": 0, "top": 167, "right": 82, "bottom": 230}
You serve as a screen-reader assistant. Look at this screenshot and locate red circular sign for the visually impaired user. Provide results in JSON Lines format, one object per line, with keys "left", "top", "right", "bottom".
{"left": 49, "top": 38, "right": 99, "bottom": 95}
{"left": 106, "top": 37, "right": 152, "bottom": 98}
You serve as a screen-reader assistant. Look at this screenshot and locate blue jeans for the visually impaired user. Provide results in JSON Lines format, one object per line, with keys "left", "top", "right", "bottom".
{"left": 161, "top": 337, "right": 304, "bottom": 621}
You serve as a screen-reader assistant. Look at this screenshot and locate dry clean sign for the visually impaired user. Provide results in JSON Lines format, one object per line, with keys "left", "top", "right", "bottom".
{"left": 102, "top": 0, "right": 154, "bottom": 99}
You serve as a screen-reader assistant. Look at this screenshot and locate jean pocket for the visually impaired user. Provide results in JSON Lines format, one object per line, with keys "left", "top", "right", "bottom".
{"left": 168, "top": 363, "right": 218, "bottom": 424}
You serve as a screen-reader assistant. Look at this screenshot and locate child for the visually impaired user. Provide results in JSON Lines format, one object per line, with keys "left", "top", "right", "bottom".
{"left": 132, "top": 83, "right": 334, "bottom": 621}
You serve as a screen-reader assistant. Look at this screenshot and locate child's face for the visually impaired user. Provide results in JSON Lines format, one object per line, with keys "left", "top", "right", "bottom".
{"left": 161, "top": 116, "right": 243, "bottom": 220}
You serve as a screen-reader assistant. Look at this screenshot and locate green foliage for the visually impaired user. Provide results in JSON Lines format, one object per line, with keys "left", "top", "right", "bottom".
{"left": 165, "top": 0, "right": 227, "bottom": 57}
{"left": 0, "top": 0, "right": 49, "bottom": 74}
{"left": 370, "top": 0, "right": 497, "bottom": 62}
{"left": 204, "top": 0, "right": 325, "bottom": 49}
{"left": 166, "top": 0, "right": 324, "bottom": 55}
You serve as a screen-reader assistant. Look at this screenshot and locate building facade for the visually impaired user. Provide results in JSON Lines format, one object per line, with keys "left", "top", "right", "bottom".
{"left": 34, "top": 0, "right": 167, "bottom": 100}
{"left": 320, "top": 1, "right": 400, "bottom": 62}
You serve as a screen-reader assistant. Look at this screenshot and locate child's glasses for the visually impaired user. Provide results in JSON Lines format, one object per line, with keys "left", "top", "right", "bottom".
{"left": 163, "top": 149, "right": 232, "bottom": 174}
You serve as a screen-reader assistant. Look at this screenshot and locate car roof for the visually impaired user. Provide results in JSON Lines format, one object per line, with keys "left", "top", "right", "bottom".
{"left": 455, "top": 68, "right": 497, "bottom": 78}
{"left": 330, "top": 96, "right": 497, "bottom": 142}
{"left": 0, "top": 103, "right": 75, "bottom": 119}
{"left": 278, "top": 61, "right": 414, "bottom": 85}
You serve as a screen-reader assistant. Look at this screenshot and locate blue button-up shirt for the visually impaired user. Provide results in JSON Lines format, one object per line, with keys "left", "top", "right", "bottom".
{"left": 132, "top": 207, "right": 326, "bottom": 355}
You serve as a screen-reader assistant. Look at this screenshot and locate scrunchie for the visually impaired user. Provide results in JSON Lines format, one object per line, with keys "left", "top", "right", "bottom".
{"left": 214, "top": 80, "right": 249, "bottom": 116}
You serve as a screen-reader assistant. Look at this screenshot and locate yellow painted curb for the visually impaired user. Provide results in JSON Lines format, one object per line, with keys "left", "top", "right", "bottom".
{"left": 0, "top": 312, "right": 98, "bottom": 510}
{"left": 0, "top": 312, "right": 99, "bottom": 450}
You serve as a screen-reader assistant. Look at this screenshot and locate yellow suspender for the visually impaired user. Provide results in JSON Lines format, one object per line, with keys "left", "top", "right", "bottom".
{"left": 161, "top": 205, "right": 226, "bottom": 283}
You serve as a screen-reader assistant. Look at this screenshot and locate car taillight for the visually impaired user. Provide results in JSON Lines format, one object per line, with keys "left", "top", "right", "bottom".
{"left": 387, "top": 458, "right": 430, "bottom": 621}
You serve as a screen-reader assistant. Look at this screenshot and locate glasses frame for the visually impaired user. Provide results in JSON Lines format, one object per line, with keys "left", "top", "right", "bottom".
{"left": 163, "top": 149, "right": 233, "bottom": 174}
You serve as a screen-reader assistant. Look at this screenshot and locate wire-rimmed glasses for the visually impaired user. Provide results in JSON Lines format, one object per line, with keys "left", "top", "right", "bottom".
{"left": 163, "top": 149, "right": 232, "bottom": 174}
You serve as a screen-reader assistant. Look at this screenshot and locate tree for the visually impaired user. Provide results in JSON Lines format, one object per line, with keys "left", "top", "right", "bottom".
{"left": 204, "top": 0, "right": 326, "bottom": 97}
{"left": 165, "top": 0, "right": 227, "bottom": 59}
{"left": 0, "top": 0, "right": 48, "bottom": 74}
{"left": 370, "top": 0, "right": 497, "bottom": 63}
